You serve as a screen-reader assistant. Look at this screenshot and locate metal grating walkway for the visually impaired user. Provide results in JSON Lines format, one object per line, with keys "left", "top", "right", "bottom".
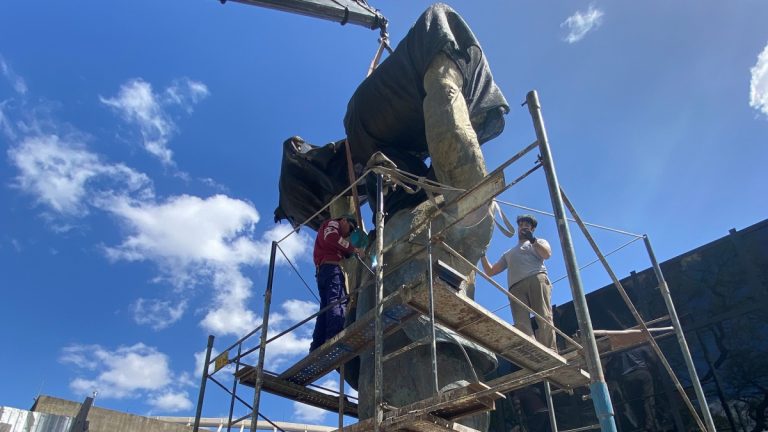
{"left": 238, "top": 370, "right": 359, "bottom": 418}
{"left": 277, "top": 289, "right": 419, "bottom": 386}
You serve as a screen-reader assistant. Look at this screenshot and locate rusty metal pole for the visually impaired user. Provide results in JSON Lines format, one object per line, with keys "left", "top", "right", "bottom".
{"left": 374, "top": 173, "right": 385, "bottom": 432}
{"left": 544, "top": 381, "right": 559, "bottom": 432}
{"left": 193, "top": 335, "right": 214, "bottom": 432}
{"left": 339, "top": 364, "right": 345, "bottom": 430}
{"left": 249, "top": 241, "right": 278, "bottom": 432}
{"left": 426, "top": 220, "right": 440, "bottom": 395}
{"left": 526, "top": 90, "right": 617, "bottom": 432}
{"left": 644, "top": 235, "right": 716, "bottom": 432}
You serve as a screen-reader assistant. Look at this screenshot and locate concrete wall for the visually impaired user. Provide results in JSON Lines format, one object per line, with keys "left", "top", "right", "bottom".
{"left": 32, "top": 396, "right": 192, "bottom": 432}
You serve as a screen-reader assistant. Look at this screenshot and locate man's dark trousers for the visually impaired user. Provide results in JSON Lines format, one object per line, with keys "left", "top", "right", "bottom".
{"left": 310, "top": 264, "right": 346, "bottom": 351}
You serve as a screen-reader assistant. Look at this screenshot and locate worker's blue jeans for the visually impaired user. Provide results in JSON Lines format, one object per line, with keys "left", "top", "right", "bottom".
{"left": 310, "top": 264, "right": 346, "bottom": 351}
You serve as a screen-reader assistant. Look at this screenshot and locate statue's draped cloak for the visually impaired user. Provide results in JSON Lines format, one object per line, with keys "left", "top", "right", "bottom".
{"left": 274, "top": 3, "right": 509, "bottom": 231}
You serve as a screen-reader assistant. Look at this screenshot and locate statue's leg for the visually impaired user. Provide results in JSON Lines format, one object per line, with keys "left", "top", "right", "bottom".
{"left": 422, "top": 51, "right": 494, "bottom": 269}
{"left": 354, "top": 53, "right": 496, "bottom": 431}
{"left": 423, "top": 53, "right": 488, "bottom": 195}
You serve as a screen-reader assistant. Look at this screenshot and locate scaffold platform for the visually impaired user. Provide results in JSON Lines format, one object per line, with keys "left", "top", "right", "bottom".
{"left": 401, "top": 277, "right": 590, "bottom": 389}
{"left": 276, "top": 291, "right": 420, "bottom": 386}
{"left": 238, "top": 370, "right": 359, "bottom": 418}
{"left": 236, "top": 272, "right": 588, "bottom": 429}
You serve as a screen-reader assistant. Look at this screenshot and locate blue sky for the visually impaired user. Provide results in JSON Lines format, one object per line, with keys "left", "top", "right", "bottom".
{"left": 1, "top": 0, "right": 767, "bottom": 426}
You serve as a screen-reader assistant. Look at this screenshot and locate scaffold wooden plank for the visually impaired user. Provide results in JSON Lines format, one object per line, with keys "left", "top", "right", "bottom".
{"left": 384, "top": 370, "right": 537, "bottom": 424}
{"left": 401, "top": 278, "right": 589, "bottom": 389}
{"left": 389, "top": 381, "right": 504, "bottom": 422}
{"left": 237, "top": 369, "right": 358, "bottom": 417}
{"left": 334, "top": 413, "right": 480, "bottom": 432}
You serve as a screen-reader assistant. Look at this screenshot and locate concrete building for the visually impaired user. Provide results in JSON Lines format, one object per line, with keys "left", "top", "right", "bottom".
{"left": 0, "top": 406, "right": 72, "bottom": 432}
{"left": 31, "top": 395, "right": 191, "bottom": 432}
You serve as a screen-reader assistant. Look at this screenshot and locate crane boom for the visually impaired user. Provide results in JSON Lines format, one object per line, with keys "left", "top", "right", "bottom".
{"left": 221, "top": 0, "right": 386, "bottom": 30}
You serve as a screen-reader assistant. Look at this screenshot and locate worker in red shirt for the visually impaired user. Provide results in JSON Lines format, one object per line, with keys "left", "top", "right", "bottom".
{"left": 310, "top": 215, "right": 362, "bottom": 351}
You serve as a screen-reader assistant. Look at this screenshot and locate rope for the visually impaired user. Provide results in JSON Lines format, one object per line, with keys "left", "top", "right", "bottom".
{"left": 342, "top": 139, "right": 365, "bottom": 232}
{"left": 495, "top": 199, "right": 643, "bottom": 238}
{"left": 549, "top": 236, "right": 643, "bottom": 286}
{"left": 367, "top": 164, "right": 465, "bottom": 197}
{"left": 276, "top": 243, "right": 320, "bottom": 303}
{"left": 491, "top": 201, "right": 516, "bottom": 238}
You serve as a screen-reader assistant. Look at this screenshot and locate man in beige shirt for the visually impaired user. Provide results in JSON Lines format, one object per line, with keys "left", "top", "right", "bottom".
{"left": 481, "top": 214, "right": 555, "bottom": 349}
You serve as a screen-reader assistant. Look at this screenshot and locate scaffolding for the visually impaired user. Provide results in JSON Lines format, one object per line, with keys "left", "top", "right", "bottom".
{"left": 191, "top": 90, "right": 716, "bottom": 432}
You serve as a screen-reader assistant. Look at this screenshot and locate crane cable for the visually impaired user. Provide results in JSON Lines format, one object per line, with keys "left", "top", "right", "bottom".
{"left": 344, "top": 22, "right": 393, "bottom": 232}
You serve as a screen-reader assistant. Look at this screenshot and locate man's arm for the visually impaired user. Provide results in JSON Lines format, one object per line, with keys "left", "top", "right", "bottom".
{"left": 531, "top": 239, "right": 552, "bottom": 260}
{"left": 481, "top": 255, "right": 506, "bottom": 277}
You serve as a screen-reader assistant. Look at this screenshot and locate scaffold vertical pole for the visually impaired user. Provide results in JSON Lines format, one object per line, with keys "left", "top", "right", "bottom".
{"left": 426, "top": 220, "right": 440, "bottom": 395}
{"left": 644, "top": 235, "right": 716, "bottom": 432}
{"left": 339, "top": 364, "right": 345, "bottom": 431}
{"left": 526, "top": 90, "right": 617, "bottom": 432}
{"left": 250, "top": 241, "right": 278, "bottom": 432}
{"left": 374, "top": 173, "right": 385, "bottom": 432}
{"left": 544, "top": 381, "right": 558, "bottom": 432}
{"left": 193, "top": 335, "right": 214, "bottom": 432}
{"left": 226, "top": 342, "right": 243, "bottom": 432}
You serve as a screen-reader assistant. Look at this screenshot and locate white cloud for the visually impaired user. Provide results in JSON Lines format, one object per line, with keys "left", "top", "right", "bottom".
{"left": 100, "top": 79, "right": 173, "bottom": 164}
{"left": 104, "top": 194, "right": 262, "bottom": 267}
{"left": 60, "top": 345, "right": 100, "bottom": 371}
{"left": 62, "top": 343, "right": 195, "bottom": 414}
{"left": 293, "top": 402, "right": 328, "bottom": 423}
{"left": 257, "top": 299, "right": 317, "bottom": 369}
{"left": 148, "top": 391, "right": 193, "bottom": 412}
{"left": 280, "top": 299, "right": 317, "bottom": 323}
{"left": 164, "top": 79, "right": 210, "bottom": 112}
{"left": 100, "top": 78, "right": 208, "bottom": 165}
{"left": 194, "top": 349, "right": 217, "bottom": 378}
{"left": 103, "top": 194, "right": 311, "bottom": 335}
{"left": 291, "top": 377, "right": 347, "bottom": 423}
{"left": 0, "top": 100, "right": 17, "bottom": 140}
{"left": 266, "top": 224, "right": 313, "bottom": 267}
{"left": 61, "top": 344, "right": 173, "bottom": 399}
{"left": 264, "top": 331, "right": 313, "bottom": 369}
{"left": 750, "top": 41, "right": 768, "bottom": 118}
{"left": 0, "top": 54, "right": 28, "bottom": 95}
{"left": 193, "top": 297, "right": 316, "bottom": 375}
{"left": 201, "top": 266, "right": 260, "bottom": 336}
{"left": 131, "top": 298, "right": 187, "bottom": 330}
{"left": 561, "top": 5, "right": 604, "bottom": 44}
{"left": 8, "top": 134, "right": 152, "bottom": 216}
